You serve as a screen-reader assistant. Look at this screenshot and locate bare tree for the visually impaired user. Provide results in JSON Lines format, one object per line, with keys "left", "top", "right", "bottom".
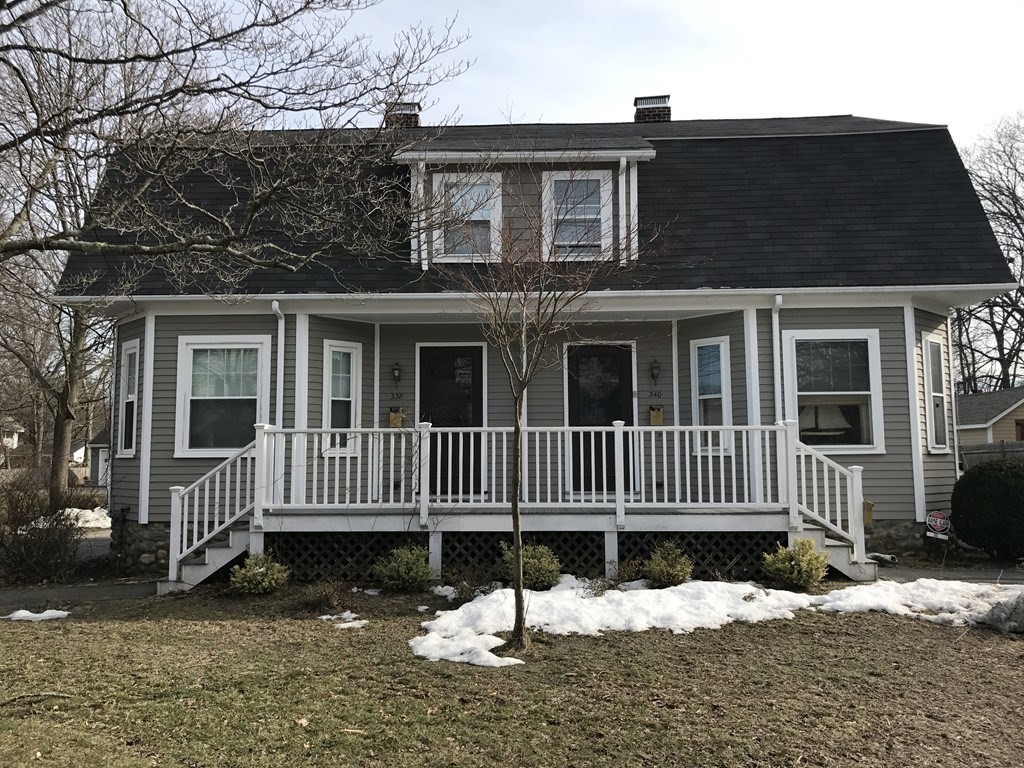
{"left": 431, "top": 164, "right": 651, "bottom": 650}
{"left": 955, "top": 115, "right": 1024, "bottom": 393}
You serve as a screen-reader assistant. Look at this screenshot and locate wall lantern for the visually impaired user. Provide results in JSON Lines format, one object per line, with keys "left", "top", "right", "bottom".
{"left": 392, "top": 362, "right": 402, "bottom": 384}
{"left": 649, "top": 360, "right": 661, "bottom": 385}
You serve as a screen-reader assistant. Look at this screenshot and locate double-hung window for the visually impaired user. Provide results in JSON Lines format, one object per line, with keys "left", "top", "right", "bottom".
{"left": 433, "top": 172, "right": 501, "bottom": 261}
{"left": 175, "top": 335, "right": 271, "bottom": 457}
{"left": 922, "top": 333, "right": 950, "bottom": 451}
{"left": 691, "top": 336, "right": 732, "bottom": 449}
{"left": 784, "top": 329, "right": 884, "bottom": 452}
{"left": 323, "top": 340, "right": 361, "bottom": 452}
{"left": 117, "top": 339, "right": 140, "bottom": 457}
{"left": 543, "top": 170, "right": 613, "bottom": 259}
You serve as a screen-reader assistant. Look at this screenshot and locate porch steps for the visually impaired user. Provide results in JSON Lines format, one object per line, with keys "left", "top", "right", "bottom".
{"left": 157, "top": 526, "right": 250, "bottom": 595}
{"left": 791, "top": 526, "right": 877, "bottom": 582}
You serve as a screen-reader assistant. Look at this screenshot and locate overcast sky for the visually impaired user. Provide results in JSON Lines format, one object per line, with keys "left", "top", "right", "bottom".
{"left": 352, "top": 0, "right": 1023, "bottom": 147}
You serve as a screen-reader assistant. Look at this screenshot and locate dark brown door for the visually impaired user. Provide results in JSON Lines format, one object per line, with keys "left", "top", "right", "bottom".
{"left": 567, "top": 345, "right": 634, "bottom": 494}
{"left": 419, "top": 346, "right": 483, "bottom": 496}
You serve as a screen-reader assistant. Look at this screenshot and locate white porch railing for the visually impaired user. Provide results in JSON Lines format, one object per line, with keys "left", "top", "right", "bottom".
{"left": 166, "top": 420, "right": 869, "bottom": 579}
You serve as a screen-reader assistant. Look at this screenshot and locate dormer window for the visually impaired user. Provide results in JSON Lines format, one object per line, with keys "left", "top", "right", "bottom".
{"left": 543, "top": 170, "right": 613, "bottom": 260}
{"left": 432, "top": 172, "right": 502, "bottom": 261}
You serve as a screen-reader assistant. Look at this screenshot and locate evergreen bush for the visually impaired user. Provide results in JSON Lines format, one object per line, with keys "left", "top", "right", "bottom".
{"left": 496, "top": 542, "right": 561, "bottom": 591}
{"left": 229, "top": 553, "right": 289, "bottom": 594}
{"left": 642, "top": 541, "right": 694, "bottom": 587}
{"left": 371, "top": 546, "right": 433, "bottom": 592}
{"left": 762, "top": 538, "right": 828, "bottom": 590}
{"left": 950, "top": 459, "right": 1024, "bottom": 560}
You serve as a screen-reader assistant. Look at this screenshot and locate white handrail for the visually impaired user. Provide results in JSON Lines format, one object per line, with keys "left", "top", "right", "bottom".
{"left": 793, "top": 441, "right": 867, "bottom": 563}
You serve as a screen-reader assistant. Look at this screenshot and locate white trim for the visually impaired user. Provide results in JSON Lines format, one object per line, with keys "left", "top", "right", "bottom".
{"left": 922, "top": 330, "right": 951, "bottom": 453}
{"left": 411, "top": 162, "right": 425, "bottom": 266}
{"left": 561, "top": 341, "right": 640, "bottom": 429}
{"left": 138, "top": 315, "right": 155, "bottom": 524}
{"left": 395, "top": 149, "right": 657, "bottom": 163}
{"left": 617, "top": 157, "right": 627, "bottom": 263}
{"left": 542, "top": 169, "right": 614, "bottom": 260}
{"left": 322, "top": 340, "right": 363, "bottom": 453}
{"left": 373, "top": 323, "right": 380, "bottom": 429}
{"left": 173, "top": 334, "right": 272, "bottom": 459}
{"left": 294, "top": 314, "right": 309, "bottom": 430}
{"left": 903, "top": 305, "right": 926, "bottom": 522}
{"left": 772, "top": 295, "right": 783, "bottom": 421}
{"left": 690, "top": 335, "right": 733, "bottom": 452}
{"left": 743, "top": 309, "right": 764, "bottom": 501}
{"left": 947, "top": 316, "right": 964, "bottom": 480}
{"left": 628, "top": 160, "right": 639, "bottom": 259}
{"left": 414, "top": 342, "right": 488, "bottom": 428}
{"left": 115, "top": 339, "right": 140, "bottom": 458}
{"left": 782, "top": 328, "right": 885, "bottom": 454}
{"left": 671, "top": 321, "right": 680, "bottom": 427}
{"left": 431, "top": 171, "right": 502, "bottom": 263}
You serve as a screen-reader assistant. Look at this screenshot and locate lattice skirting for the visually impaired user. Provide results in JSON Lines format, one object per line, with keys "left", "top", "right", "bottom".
{"left": 618, "top": 531, "right": 787, "bottom": 581}
{"left": 442, "top": 531, "right": 607, "bottom": 579}
{"left": 264, "top": 530, "right": 785, "bottom": 582}
{"left": 266, "top": 532, "right": 429, "bottom": 581}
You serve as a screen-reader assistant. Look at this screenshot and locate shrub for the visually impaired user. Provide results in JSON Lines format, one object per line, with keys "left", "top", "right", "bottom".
{"left": 372, "top": 546, "right": 433, "bottom": 592}
{"left": 951, "top": 459, "right": 1024, "bottom": 560}
{"left": 762, "top": 538, "right": 829, "bottom": 590}
{"left": 643, "top": 541, "right": 694, "bottom": 588}
{"left": 229, "top": 553, "right": 289, "bottom": 594}
{"left": 496, "top": 542, "right": 561, "bottom": 591}
{"left": 0, "top": 481, "right": 83, "bottom": 585}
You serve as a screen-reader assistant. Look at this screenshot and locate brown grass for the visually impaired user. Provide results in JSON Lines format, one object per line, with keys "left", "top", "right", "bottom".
{"left": 1, "top": 584, "right": 1022, "bottom": 767}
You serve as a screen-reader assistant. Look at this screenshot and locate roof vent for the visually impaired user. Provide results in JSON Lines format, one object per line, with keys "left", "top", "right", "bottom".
{"left": 633, "top": 95, "right": 670, "bottom": 123}
{"left": 384, "top": 102, "right": 421, "bottom": 130}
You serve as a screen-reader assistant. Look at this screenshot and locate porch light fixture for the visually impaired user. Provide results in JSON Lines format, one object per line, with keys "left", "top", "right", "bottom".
{"left": 649, "top": 360, "right": 661, "bottom": 385}
{"left": 392, "top": 362, "right": 402, "bottom": 384}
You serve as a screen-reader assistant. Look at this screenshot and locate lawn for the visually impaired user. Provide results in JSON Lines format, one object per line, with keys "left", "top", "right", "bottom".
{"left": 1, "top": 584, "right": 1021, "bottom": 767}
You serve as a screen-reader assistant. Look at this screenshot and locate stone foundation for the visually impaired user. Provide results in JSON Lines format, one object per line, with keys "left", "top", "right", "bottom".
{"left": 864, "top": 519, "right": 924, "bottom": 557}
{"left": 110, "top": 511, "right": 170, "bottom": 575}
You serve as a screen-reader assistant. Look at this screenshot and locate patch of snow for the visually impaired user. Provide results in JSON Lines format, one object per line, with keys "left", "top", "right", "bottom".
{"left": 432, "top": 585, "right": 457, "bottom": 601}
{"left": 417, "top": 605, "right": 430, "bottom": 613}
{"left": 4, "top": 609, "right": 70, "bottom": 622}
{"left": 67, "top": 507, "right": 111, "bottom": 529}
{"left": 409, "top": 578, "right": 1024, "bottom": 667}
{"left": 363, "top": 588, "right": 381, "bottom": 596}
{"left": 334, "top": 620, "right": 369, "bottom": 630}
{"left": 319, "top": 611, "right": 358, "bottom": 622}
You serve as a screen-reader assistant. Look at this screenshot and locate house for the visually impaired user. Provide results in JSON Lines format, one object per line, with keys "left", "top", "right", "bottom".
{"left": 0, "top": 419, "right": 25, "bottom": 468}
{"left": 956, "top": 386, "right": 1024, "bottom": 445}
{"left": 86, "top": 428, "right": 110, "bottom": 487}
{"left": 58, "top": 96, "right": 1015, "bottom": 590}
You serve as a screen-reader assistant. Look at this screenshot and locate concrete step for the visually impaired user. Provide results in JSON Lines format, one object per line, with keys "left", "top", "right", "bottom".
{"left": 162, "top": 530, "right": 251, "bottom": 594}
{"left": 790, "top": 527, "right": 877, "bottom": 582}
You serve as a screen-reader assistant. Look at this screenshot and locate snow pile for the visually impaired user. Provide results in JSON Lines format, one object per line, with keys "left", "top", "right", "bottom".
{"left": 67, "top": 507, "right": 111, "bottom": 529}
{"left": 4, "top": 609, "right": 69, "bottom": 622}
{"left": 432, "top": 585, "right": 457, "bottom": 602}
{"left": 410, "top": 577, "right": 1024, "bottom": 667}
{"left": 318, "top": 610, "right": 367, "bottom": 629}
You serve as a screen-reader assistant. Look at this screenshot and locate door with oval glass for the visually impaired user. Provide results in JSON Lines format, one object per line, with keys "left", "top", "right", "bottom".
{"left": 566, "top": 344, "right": 634, "bottom": 494}
{"left": 419, "top": 346, "right": 483, "bottom": 497}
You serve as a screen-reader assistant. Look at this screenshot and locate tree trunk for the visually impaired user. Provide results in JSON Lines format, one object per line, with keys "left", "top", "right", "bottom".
{"left": 47, "top": 310, "right": 87, "bottom": 514}
{"left": 506, "top": 391, "right": 530, "bottom": 651}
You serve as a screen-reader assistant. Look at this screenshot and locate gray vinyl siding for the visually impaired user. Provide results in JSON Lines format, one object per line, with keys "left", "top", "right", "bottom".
{"left": 756, "top": 309, "right": 779, "bottom": 424}
{"left": 780, "top": 307, "right": 914, "bottom": 520}
{"left": 145, "top": 315, "right": 280, "bottom": 520}
{"left": 307, "top": 317, "right": 375, "bottom": 430}
{"left": 915, "top": 309, "right": 957, "bottom": 512}
{"left": 109, "top": 317, "right": 145, "bottom": 520}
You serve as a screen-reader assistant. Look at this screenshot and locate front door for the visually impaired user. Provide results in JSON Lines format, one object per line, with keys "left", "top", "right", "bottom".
{"left": 566, "top": 344, "right": 634, "bottom": 494}
{"left": 419, "top": 346, "right": 484, "bottom": 497}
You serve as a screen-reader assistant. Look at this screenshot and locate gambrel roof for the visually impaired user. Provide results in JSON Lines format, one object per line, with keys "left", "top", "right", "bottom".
{"left": 59, "top": 114, "right": 1012, "bottom": 298}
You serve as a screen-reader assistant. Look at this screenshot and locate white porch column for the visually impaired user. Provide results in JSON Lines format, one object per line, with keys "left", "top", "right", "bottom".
{"left": 604, "top": 531, "right": 619, "bottom": 579}
{"left": 428, "top": 530, "right": 443, "bottom": 577}
{"left": 168, "top": 486, "right": 183, "bottom": 581}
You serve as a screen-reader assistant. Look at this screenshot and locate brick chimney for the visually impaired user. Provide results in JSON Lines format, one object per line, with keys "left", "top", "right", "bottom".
{"left": 633, "top": 95, "right": 671, "bottom": 123}
{"left": 384, "top": 102, "right": 421, "bottom": 129}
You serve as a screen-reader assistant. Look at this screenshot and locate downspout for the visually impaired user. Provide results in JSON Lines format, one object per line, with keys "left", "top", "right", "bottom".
{"left": 772, "top": 294, "right": 783, "bottom": 421}
{"left": 271, "top": 301, "right": 286, "bottom": 506}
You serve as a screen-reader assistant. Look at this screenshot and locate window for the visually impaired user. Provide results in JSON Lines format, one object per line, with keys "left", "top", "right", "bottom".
{"left": 690, "top": 337, "right": 732, "bottom": 449}
{"left": 543, "top": 170, "right": 613, "bottom": 259}
{"left": 323, "top": 341, "right": 362, "bottom": 451}
{"left": 432, "top": 172, "right": 501, "bottom": 261}
{"left": 117, "top": 339, "right": 140, "bottom": 457}
{"left": 922, "top": 333, "right": 949, "bottom": 451}
{"left": 784, "top": 329, "right": 884, "bottom": 453}
{"left": 175, "top": 336, "right": 271, "bottom": 457}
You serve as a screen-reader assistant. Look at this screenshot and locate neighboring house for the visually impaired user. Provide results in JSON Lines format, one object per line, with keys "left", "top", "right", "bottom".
{"left": 87, "top": 428, "right": 111, "bottom": 487}
{"left": 58, "top": 96, "right": 1015, "bottom": 591}
{"left": 1, "top": 420, "right": 25, "bottom": 453}
{"left": 956, "top": 386, "right": 1024, "bottom": 444}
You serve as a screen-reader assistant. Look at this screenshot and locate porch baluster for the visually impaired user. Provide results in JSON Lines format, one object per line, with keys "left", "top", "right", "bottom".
{"left": 613, "top": 421, "right": 626, "bottom": 529}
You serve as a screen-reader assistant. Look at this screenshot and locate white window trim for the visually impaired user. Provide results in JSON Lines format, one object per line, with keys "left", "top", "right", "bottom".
{"left": 783, "top": 328, "right": 885, "bottom": 455}
{"left": 690, "top": 336, "right": 733, "bottom": 453}
{"left": 542, "top": 169, "right": 614, "bottom": 261}
{"left": 922, "top": 331, "right": 951, "bottom": 454}
{"left": 116, "top": 339, "right": 140, "bottom": 458}
{"left": 322, "top": 340, "right": 362, "bottom": 455}
{"left": 431, "top": 171, "right": 502, "bottom": 262}
{"left": 174, "top": 335, "right": 272, "bottom": 459}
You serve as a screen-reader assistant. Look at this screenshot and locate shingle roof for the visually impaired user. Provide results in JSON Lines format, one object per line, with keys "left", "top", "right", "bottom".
{"left": 58, "top": 115, "right": 1012, "bottom": 297}
{"left": 957, "top": 387, "right": 1024, "bottom": 426}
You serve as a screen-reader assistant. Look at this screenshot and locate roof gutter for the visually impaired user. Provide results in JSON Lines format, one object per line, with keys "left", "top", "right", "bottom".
{"left": 393, "top": 149, "right": 657, "bottom": 163}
